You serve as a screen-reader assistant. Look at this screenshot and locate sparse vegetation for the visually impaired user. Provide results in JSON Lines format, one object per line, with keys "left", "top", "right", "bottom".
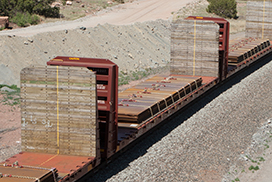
{"left": 206, "top": 0, "right": 238, "bottom": 19}
{"left": 54, "top": 0, "right": 128, "bottom": 21}
{"left": 0, "top": 84, "right": 20, "bottom": 106}
{"left": 0, "top": 0, "right": 61, "bottom": 27}
{"left": 258, "top": 157, "right": 265, "bottom": 162}
{"left": 115, "top": 0, "right": 124, "bottom": 3}
{"left": 118, "top": 66, "right": 169, "bottom": 86}
{"left": 11, "top": 12, "right": 40, "bottom": 27}
{"left": 119, "top": 69, "right": 151, "bottom": 86}
{"left": 249, "top": 165, "right": 259, "bottom": 171}
{"left": 246, "top": 155, "right": 257, "bottom": 163}
{"left": 0, "top": 0, "right": 60, "bottom": 17}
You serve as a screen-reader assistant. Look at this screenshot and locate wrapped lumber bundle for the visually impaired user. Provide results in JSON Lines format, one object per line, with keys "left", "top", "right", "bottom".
{"left": 246, "top": 1, "right": 272, "bottom": 39}
{"left": 170, "top": 19, "right": 219, "bottom": 77}
{"left": 20, "top": 66, "right": 98, "bottom": 157}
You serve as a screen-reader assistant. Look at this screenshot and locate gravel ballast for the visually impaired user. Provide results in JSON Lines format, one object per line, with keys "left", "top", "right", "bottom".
{"left": 88, "top": 55, "right": 272, "bottom": 181}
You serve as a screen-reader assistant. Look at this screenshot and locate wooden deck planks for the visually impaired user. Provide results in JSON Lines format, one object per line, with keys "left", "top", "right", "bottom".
{"left": 20, "top": 66, "right": 98, "bottom": 157}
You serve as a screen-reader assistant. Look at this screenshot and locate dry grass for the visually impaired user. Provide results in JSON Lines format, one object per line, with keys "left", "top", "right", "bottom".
{"left": 42, "top": 0, "right": 128, "bottom": 23}
{"left": 59, "top": 0, "right": 119, "bottom": 20}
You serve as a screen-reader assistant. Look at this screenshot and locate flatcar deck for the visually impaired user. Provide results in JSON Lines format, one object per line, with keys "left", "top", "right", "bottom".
{"left": 229, "top": 38, "right": 270, "bottom": 64}
{"left": 1, "top": 152, "right": 96, "bottom": 181}
{"left": 118, "top": 75, "right": 202, "bottom": 124}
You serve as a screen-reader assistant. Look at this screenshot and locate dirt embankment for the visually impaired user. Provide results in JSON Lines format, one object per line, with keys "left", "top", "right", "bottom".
{"left": 0, "top": 0, "right": 205, "bottom": 86}
{"left": 0, "top": 20, "right": 171, "bottom": 86}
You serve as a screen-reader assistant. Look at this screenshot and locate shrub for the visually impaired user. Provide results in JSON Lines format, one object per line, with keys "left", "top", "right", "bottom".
{"left": 206, "top": 0, "right": 237, "bottom": 19}
{"left": 0, "top": 0, "right": 60, "bottom": 18}
{"left": 33, "top": 3, "right": 60, "bottom": 18}
{"left": 0, "top": 84, "right": 20, "bottom": 106}
{"left": 115, "top": 0, "right": 125, "bottom": 3}
{"left": 249, "top": 165, "right": 259, "bottom": 171}
{"left": 11, "top": 12, "right": 40, "bottom": 27}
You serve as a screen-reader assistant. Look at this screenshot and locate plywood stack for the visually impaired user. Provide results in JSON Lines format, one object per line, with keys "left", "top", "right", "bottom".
{"left": 20, "top": 66, "right": 98, "bottom": 157}
{"left": 246, "top": 1, "right": 272, "bottom": 39}
{"left": 171, "top": 19, "right": 219, "bottom": 77}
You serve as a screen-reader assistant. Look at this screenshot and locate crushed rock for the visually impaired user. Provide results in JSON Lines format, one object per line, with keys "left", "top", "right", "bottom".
{"left": 89, "top": 54, "right": 272, "bottom": 181}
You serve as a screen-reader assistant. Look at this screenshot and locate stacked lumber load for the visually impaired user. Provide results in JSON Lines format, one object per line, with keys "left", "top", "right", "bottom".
{"left": 118, "top": 75, "right": 202, "bottom": 124}
{"left": 20, "top": 66, "right": 98, "bottom": 157}
{"left": 246, "top": 1, "right": 272, "bottom": 39}
{"left": 228, "top": 38, "right": 270, "bottom": 64}
{"left": 171, "top": 19, "right": 219, "bottom": 77}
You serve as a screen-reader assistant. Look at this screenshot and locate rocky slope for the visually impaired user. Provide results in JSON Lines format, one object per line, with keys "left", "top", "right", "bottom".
{"left": 0, "top": 20, "right": 171, "bottom": 86}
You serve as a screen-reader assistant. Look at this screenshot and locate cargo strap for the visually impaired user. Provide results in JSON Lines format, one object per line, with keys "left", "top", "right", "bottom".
{"left": 157, "top": 103, "right": 161, "bottom": 112}
{"left": 177, "top": 89, "right": 186, "bottom": 100}
{"left": 193, "top": 20, "right": 197, "bottom": 76}
{"left": 171, "top": 95, "right": 174, "bottom": 104}
{"left": 194, "top": 80, "right": 198, "bottom": 89}
{"left": 189, "top": 83, "right": 192, "bottom": 93}
{"left": 164, "top": 99, "right": 168, "bottom": 107}
{"left": 52, "top": 168, "right": 57, "bottom": 182}
{"left": 178, "top": 90, "right": 181, "bottom": 99}
{"left": 262, "top": 0, "right": 266, "bottom": 39}
{"left": 149, "top": 107, "right": 153, "bottom": 116}
{"left": 56, "top": 66, "right": 60, "bottom": 155}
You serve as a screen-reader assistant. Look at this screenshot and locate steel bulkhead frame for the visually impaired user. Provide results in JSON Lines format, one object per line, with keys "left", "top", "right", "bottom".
{"left": 186, "top": 16, "right": 230, "bottom": 81}
{"left": 47, "top": 56, "right": 118, "bottom": 159}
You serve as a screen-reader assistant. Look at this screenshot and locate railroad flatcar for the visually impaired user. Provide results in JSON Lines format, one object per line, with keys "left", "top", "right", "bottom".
{"left": 1, "top": 17, "right": 272, "bottom": 182}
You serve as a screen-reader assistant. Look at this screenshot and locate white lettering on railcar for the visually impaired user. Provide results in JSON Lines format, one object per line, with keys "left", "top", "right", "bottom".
{"left": 97, "top": 84, "right": 106, "bottom": 90}
{"left": 98, "top": 100, "right": 105, "bottom": 104}
{"left": 22, "top": 115, "right": 53, "bottom": 128}
{"left": 42, "top": 119, "right": 53, "bottom": 128}
{"left": 22, "top": 118, "right": 28, "bottom": 127}
{"left": 30, "top": 115, "right": 37, "bottom": 124}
